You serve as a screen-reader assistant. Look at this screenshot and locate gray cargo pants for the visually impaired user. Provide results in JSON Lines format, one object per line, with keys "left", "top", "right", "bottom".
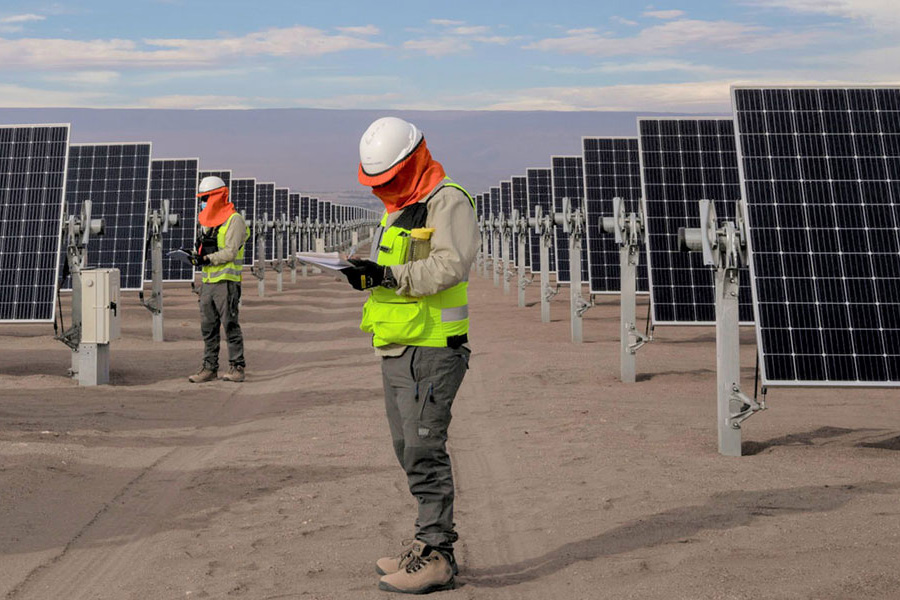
{"left": 199, "top": 281, "right": 245, "bottom": 370}
{"left": 381, "top": 345, "right": 471, "bottom": 553}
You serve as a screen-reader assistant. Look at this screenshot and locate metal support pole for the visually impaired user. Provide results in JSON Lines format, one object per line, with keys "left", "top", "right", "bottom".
{"left": 149, "top": 236, "right": 164, "bottom": 341}
{"left": 289, "top": 218, "right": 298, "bottom": 284}
{"left": 569, "top": 230, "right": 583, "bottom": 344}
{"left": 275, "top": 217, "right": 284, "bottom": 292}
{"left": 255, "top": 213, "right": 268, "bottom": 297}
{"left": 78, "top": 343, "right": 110, "bottom": 386}
{"left": 501, "top": 226, "right": 511, "bottom": 296}
{"left": 517, "top": 230, "right": 527, "bottom": 308}
{"left": 481, "top": 228, "right": 490, "bottom": 278}
{"left": 492, "top": 224, "right": 501, "bottom": 287}
{"left": 540, "top": 235, "right": 551, "bottom": 323}
{"left": 620, "top": 243, "right": 637, "bottom": 383}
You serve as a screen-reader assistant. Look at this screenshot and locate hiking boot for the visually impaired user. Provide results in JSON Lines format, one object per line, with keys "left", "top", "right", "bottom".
{"left": 188, "top": 367, "right": 217, "bottom": 383}
{"left": 378, "top": 542, "right": 454, "bottom": 594}
{"left": 376, "top": 539, "right": 416, "bottom": 576}
{"left": 222, "top": 365, "right": 245, "bottom": 383}
{"left": 377, "top": 540, "right": 458, "bottom": 577}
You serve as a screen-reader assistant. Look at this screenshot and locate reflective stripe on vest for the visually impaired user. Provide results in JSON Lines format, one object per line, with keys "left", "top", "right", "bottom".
{"left": 202, "top": 212, "right": 250, "bottom": 284}
{"left": 360, "top": 179, "right": 476, "bottom": 348}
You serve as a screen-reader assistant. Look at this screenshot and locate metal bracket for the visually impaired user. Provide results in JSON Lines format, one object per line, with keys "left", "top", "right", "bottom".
{"left": 729, "top": 385, "right": 766, "bottom": 428}
{"left": 625, "top": 322, "right": 650, "bottom": 354}
{"left": 544, "top": 284, "right": 560, "bottom": 301}
{"left": 574, "top": 295, "right": 592, "bottom": 317}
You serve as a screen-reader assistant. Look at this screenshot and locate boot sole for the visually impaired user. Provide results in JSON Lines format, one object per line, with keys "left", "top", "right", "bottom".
{"left": 375, "top": 566, "right": 389, "bottom": 576}
{"left": 378, "top": 578, "right": 455, "bottom": 595}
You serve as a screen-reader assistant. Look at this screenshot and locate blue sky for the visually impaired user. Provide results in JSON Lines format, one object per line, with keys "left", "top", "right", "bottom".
{"left": 0, "top": 0, "right": 896, "bottom": 111}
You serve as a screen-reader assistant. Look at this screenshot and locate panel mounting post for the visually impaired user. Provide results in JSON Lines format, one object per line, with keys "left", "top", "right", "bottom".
{"left": 140, "top": 198, "right": 179, "bottom": 342}
{"left": 528, "top": 205, "right": 553, "bottom": 323}
{"left": 555, "top": 198, "right": 590, "bottom": 343}
{"left": 601, "top": 197, "right": 649, "bottom": 383}
{"left": 250, "top": 212, "right": 270, "bottom": 297}
{"left": 680, "top": 199, "right": 764, "bottom": 456}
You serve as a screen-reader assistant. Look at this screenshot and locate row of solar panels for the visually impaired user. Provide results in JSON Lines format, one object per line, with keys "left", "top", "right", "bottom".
{"left": 476, "top": 85, "right": 900, "bottom": 388}
{"left": 0, "top": 127, "right": 380, "bottom": 323}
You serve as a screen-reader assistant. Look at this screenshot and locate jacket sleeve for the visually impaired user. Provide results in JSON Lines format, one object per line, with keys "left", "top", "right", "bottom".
{"left": 207, "top": 213, "right": 249, "bottom": 265}
{"left": 389, "top": 188, "right": 479, "bottom": 297}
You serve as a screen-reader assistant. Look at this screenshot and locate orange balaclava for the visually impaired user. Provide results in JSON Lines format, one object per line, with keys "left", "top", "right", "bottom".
{"left": 197, "top": 185, "right": 236, "bottom": 227}
{"left": 358, "top": 139, "right": 446, "bottom": 213}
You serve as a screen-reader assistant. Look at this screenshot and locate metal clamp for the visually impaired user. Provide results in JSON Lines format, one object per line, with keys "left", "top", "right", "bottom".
{"left": 729, "top": 385, "right": 765, "bottom": 428}
{"left": 625, "top": 322, "right": 649, "bottom": 354}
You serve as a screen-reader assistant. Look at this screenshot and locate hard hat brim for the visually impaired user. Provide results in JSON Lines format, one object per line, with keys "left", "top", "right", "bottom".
{"left": 196, "top": 185, "right": 226, "bottom": 197}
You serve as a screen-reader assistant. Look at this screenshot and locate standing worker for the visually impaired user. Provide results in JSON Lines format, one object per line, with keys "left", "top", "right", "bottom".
{"left": 342, "top": 117, "right": 479, "bottom": 594}
{"left": 188, "top": 176, "right": 250, "bottom": 383}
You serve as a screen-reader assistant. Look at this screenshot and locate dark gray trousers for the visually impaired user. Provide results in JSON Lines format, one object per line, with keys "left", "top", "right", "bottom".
{"left": 199, "top": 281, "right": 245, "bottom": 370}
{"left": 381, "top": 345, "right": 470, "bottom": 552}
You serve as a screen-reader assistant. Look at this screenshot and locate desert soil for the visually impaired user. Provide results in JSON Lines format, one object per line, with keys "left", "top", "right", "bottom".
{"left": 1, "top": 267, "right": 899, "bottom": 600}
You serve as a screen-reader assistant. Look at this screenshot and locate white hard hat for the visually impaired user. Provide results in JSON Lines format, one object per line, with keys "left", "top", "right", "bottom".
{"left": 358, "top": 117, "right": 423, "bottom": 184}
{"left": 198, "top": 176, "right": 227, "bottom": 195}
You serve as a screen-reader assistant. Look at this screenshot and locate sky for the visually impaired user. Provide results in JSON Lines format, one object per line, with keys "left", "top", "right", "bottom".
{"left": 0, "top": 0, "right": 897, "bottom": 112}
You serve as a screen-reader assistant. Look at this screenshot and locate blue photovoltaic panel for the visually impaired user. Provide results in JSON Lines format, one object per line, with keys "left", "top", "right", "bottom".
{"left": 321, "top": 200, "right": 331, "bottom": 223}
{"left": 638, "top": 119, "right": 753, "bottom": 324}
{"left": 489, "top": 187, "right": 501, "bottom": 262}
{"left": 310, "top": 197, "right": 319, "bottom": 222}
{"left": 255, "top": 182, "right": 274, "bottom": 262}
{"left": 270, "top": 187, "right": 289, "bottom": 259}
{"left": 300, "top": 196, "right": 310, "bottom": 221}
{"left": 552, "top": 156, "right": 588, "bottom": 284}
{"left": 511, "top": 176, "right": 529, "bottom": 268}
{"left": 526, "top": 168, "right": 556, "bottom": 274}
{"left": 0, "top": 124, "right": 70, "bottom": 322}
{"left": 500, "top": 181, "right": 513, "bottom": 263}
{"left": 199, "top": 170, "right": 231, "bottom": 191}
{"left": 734, "top": 85, "right": 900, "bottom": 386}
{"left": 290, "top": 193, "right": 300, "bottom": 222}
{"left": 231, "top": 178, "right": 256, "bottom": 264}
{"left": 582, "top": 137, "right": 649, "bottom": 295}
{"left": 65, "top": 143, "right": 152, "bottom": 291}
{"left": 148, "top": 158, "right": 198, "bottom": 282}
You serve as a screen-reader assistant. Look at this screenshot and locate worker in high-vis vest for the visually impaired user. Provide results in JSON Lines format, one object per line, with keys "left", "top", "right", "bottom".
{"left": 188, "top": 176, "right": 250, "bottom": 384}
{"left": 342, "top": 117, "right": 479, "bottom": 595}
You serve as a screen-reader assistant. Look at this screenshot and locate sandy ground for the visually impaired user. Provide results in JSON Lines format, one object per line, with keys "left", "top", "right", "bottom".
{"left": 1, "top": 265, "right": 899, "bottom": 600}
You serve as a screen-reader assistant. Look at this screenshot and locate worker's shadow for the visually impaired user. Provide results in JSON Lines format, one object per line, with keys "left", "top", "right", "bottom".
{"left": 461, "top": 481, "right": 896, "bottom": 589}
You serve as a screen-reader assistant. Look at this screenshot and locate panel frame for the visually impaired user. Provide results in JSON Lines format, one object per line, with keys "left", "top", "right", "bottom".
{"left": 0, "top": 123, "right": 71, "bottom": 323}
{"left": 147, "top": 156, "right": 200, "bottom": 283}
{"left": 66, "top": 141, "right": 153, "bottom": 292}
{"left": 733, "top": 83, "right": 900, "bottom": 388}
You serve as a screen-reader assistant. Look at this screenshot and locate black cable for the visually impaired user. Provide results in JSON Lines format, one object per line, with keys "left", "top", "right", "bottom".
{"left": 644, "top": 294, "right": 652, "bottom": 338}
{"left": 753, "top": 351, "right": 760, "bottom": 401}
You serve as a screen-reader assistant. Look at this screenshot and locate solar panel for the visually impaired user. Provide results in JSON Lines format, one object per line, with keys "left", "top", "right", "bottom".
{"left": 582, "top": 138, "right": 648, "bottom": 295}
{"left": 511, "top": 175, "right": 529, "bottom": 268}
{"left": 199, "top": 170, "right": 231, "bottom": 191}
{"left": 526, "top": 168, "right": 556, "bottom": 274}
{"left": 489, "top": 187, "right": 500, "bottom": 260}
{"left": 231, "top": 178, "right": 256, "bottom": 264}
{"left": 500, "top": 181, "right": 513, "bottom": 263}
{"left": 734, "top": 85, "right": 900, "bottom": 386}
{"left": 255, "top": 182, "right": 274, "bottom": 261}
{"left": 638, "top": 120, "right": 753, "bottom": 324}
{"left": 321, "top": 200, "right": 331, "bottom": 223}
{"left": 148, "top": 158, "right": 198, "bottom": 282}
{"left": 551, "top": 156, "right": 588, "bottom": 284}
{"left": 64, "top": 142, "right": 152, "bottom": 291}
{"left": 300, "top": 196, "right": 310, "bottom": 221}
{"left": 0, "top": 124, "right": 70, "bottom": 322}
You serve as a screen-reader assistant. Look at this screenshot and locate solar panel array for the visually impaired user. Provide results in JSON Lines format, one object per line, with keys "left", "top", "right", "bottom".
{"left": 582, "top": 138, "right": 648, "bottom": 295}
{"left": 734, "top": 85, "right": 900, "bottom": 386}
{"left": 256, "top": 182, "right": 274, "bottom": 261}
{"left": 511, "top": 175, "right": 529, "bottom": 268}
{"left": 309, "top": 197, "right": 319, "bottom": 222}
{"left": 231, "top": 177, "right": 256, "bottom": 264}
{"left": 65, "top": 143, "right": 152, "bottom": 291}
{"left": 526, "top": 168, "right": 556, "bottom": 274}
{"left": 638, "top": 119, "right": 753, "bottom": 324}
{"left": 0, "top": 124, "right": 70, "bottom": 322}
{"left": 300, "top": 196, "right": 310, "bottom": 221}
{"left": 551, "top": 156, "right": 589, "bottom": 284}
{"left": 149, "top": 158, "right": 198, "bottom": 282}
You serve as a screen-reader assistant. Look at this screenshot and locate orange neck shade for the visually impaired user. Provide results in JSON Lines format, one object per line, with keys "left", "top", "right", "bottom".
{"left": 198, "top": 187, "right": 236, "bottom": 228}
{"left": 364, "top": 141, "right": 447, "bottom": 214}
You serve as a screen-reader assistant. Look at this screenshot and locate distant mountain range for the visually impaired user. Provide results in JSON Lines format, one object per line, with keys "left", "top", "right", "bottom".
{"left": 0, "top": 108, "right": 711, "bottom": 208}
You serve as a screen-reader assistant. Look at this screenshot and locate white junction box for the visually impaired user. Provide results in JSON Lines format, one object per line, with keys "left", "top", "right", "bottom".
{"left": 81, "top": 268, "right": 121, "bottom": 344}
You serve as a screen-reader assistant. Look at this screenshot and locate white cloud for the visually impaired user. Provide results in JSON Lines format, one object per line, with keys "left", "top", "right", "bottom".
{"left": 430, "top": 19, "right": 465, "bottom": 26}
{"left": 752, "top": 0, "right": 900, "bottom": 28}
{"left": 526, "top": 18, "right": 825, "bottom": 56}
{"left": 643, "top": 9, "right": 686, "bottom": 19}
{"left": 403, "top": 37, "right": 472, "bottom": 57}
{"left": 536, "top": 59, "right": 729, "bottom": 75}
{"left": 612, "top": 16, "right": 640, "bottom": 26}
{"left": 336, "top": 25, "right": 380, "bottom": 36}
{"left": 452, "top": 25, "right": 491, "bottom": 36}
{"left": 0, "top": 25, "right": 386, "bottom": 69}
{"left": 0, "top": 83, "right": 111, "bottom": 107}
{"left": 0, "top": 13, "right": 46, "bottom": 24}
{"left": 43, "top": 70, "right": 121, "bottom": 85}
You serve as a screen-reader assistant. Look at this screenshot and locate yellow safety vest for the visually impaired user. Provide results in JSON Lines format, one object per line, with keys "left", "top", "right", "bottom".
{"left": 202, "top": 212, "right": 249, "bottom": 284}
{"left": 360, "top": 181, "right": 476, "bottom": 347}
